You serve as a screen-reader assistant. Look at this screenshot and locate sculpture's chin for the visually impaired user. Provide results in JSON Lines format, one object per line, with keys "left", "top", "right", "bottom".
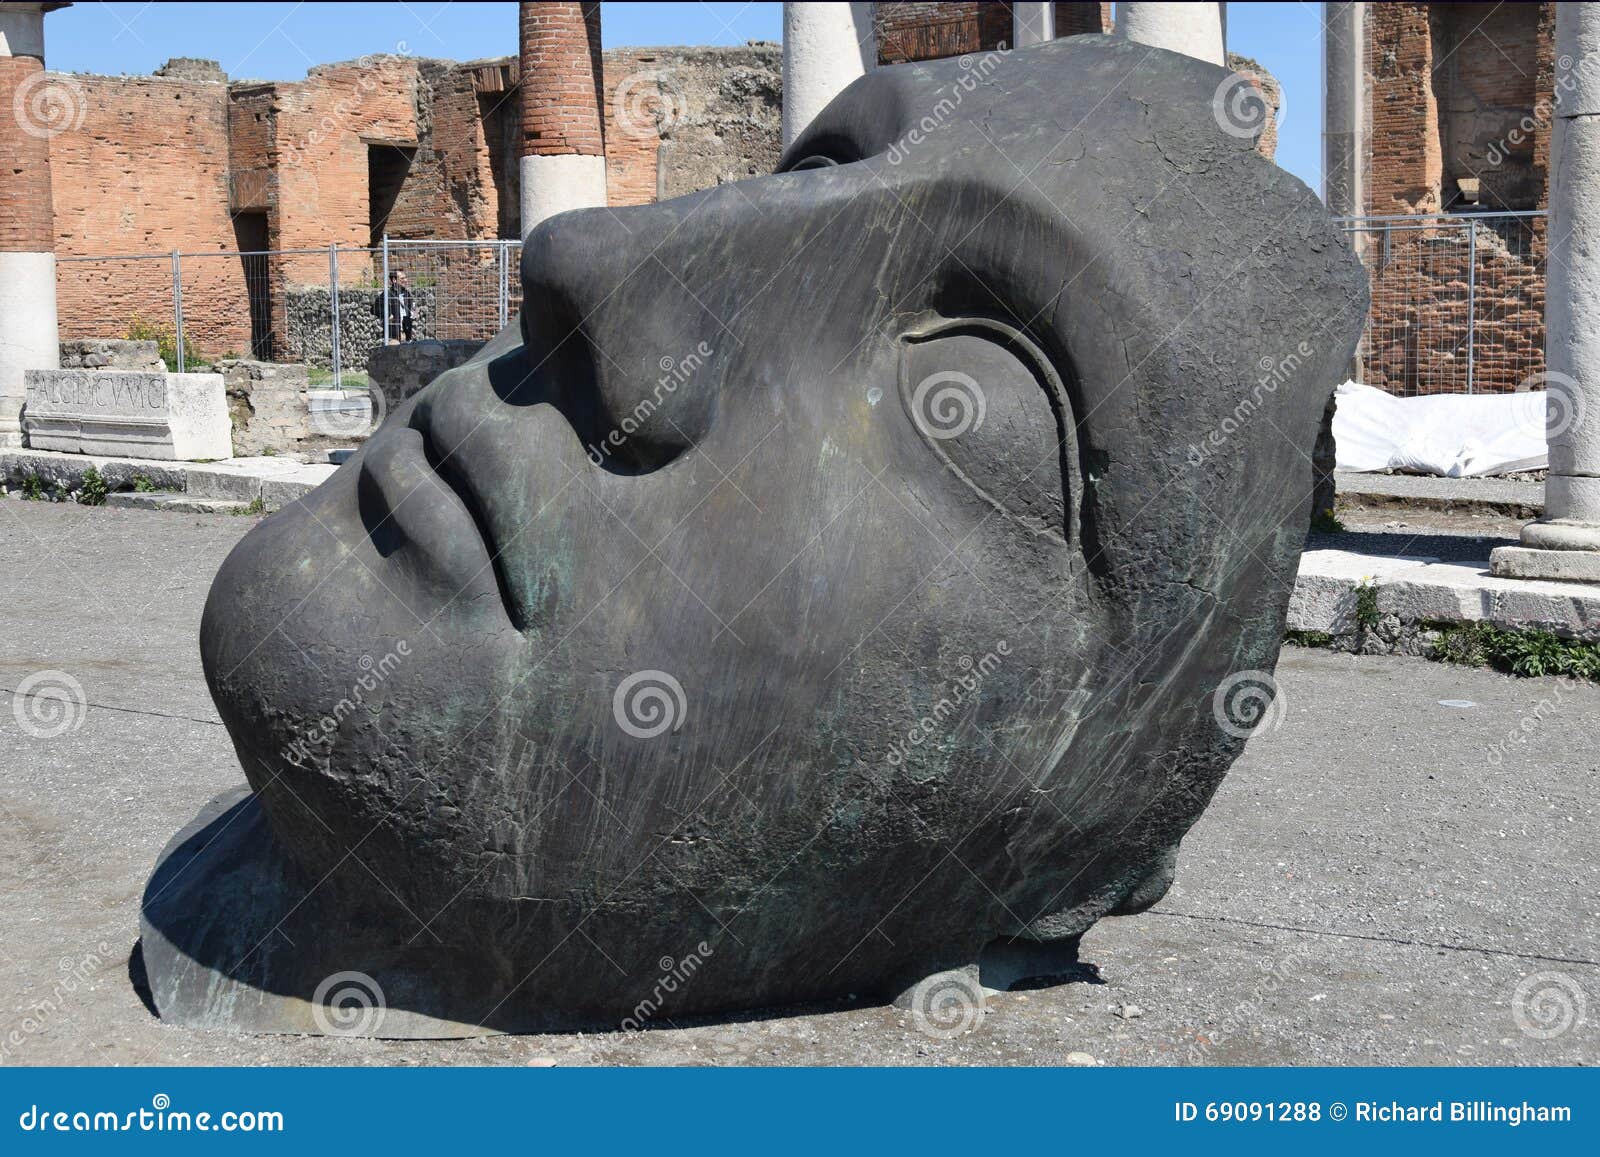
{"left": 197, "top": 450, "right": 521, "bottom": 892}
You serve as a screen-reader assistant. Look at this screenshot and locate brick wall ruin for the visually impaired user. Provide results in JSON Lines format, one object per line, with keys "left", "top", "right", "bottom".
{"left": 1357, "top": 1, "right": 1553, "bottom": 396}
{"left": 46, "top": 44, "right": 781, "bottom": 363}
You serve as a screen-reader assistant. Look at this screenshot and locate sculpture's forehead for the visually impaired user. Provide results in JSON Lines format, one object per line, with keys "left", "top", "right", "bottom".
{"left": 784, "top": 35, "right": 1227, "bottom": 190}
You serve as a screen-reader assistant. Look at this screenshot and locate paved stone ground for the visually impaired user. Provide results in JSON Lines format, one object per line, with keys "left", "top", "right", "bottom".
{"left": 1, "top": 500, "right": 1596, "bottom": 1067}
{"left": 1336, "top": 470, "right": 1544, "bottom": 516}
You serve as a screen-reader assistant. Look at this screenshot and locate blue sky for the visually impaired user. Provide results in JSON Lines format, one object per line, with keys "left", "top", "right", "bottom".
{"left": 46, "top": 2, "right": 1323, "bottom": 191}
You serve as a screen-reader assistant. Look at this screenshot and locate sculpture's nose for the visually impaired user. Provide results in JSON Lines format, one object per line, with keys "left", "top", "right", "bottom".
{"left": 518, "top": 201, "right": 728, "bottom": 469}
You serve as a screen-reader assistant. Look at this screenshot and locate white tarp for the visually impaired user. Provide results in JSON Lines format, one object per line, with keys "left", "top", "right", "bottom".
{"left": 1332, "top": 380, "right": 1548, "bottom": 477}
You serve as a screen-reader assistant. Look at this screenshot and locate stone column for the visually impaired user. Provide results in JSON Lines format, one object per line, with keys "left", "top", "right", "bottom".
{"left": 1493, "top": 7, "right": 1600, "bottom": 584}
{"left": 1313, "top": 2, "right": 1367, "bottom": 522}
{"left": 518, "top": 1, "right": 607, "bottom": 237}
{"left": 782, "top": 2, "right": 875, "bottom": 148}
{"left": 0, "top": 2, "right": 65, "bottom": 448}
{"left": 1116, "top": 2, "right": 1225, "bottom": 66}
{"left": 1013, "top": 2, "right": 1055, "bottom": 48}
{"left": 1322, "top": 2, "right": 1366, "bottom": 217}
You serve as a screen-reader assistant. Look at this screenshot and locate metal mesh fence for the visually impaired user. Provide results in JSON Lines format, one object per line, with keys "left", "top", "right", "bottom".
{"left": 54, "top": 238, "right": 522, "bottom": 388}
{"left": 1337, "top": 211, "right": 1546, "bottom": 396}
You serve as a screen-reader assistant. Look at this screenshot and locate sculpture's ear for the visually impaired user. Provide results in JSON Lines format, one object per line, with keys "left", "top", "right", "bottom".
{"left": 899, "top": 317, "right": 1077, "bottom": 545}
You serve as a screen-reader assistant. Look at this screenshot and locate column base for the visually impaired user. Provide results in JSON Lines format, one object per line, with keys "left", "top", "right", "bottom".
{"left": 519, "top": 153, "right": 607, "bottom": 239}
{"left": 1490, "top": 546, "right": 1600, "bottom": 585}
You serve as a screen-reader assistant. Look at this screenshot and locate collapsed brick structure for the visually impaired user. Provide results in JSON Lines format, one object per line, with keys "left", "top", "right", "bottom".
{"left": 42, "top": 3, "right": 1281, "bottom": 369}
{"left": 48, "top": 45, "right": 784, "bottom": 363}
{"left": 1353, "top": 1, "right": 1554, "bottom": 396}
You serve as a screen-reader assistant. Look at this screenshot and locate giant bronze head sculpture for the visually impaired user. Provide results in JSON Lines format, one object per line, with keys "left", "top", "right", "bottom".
{"left": 142, "top": 36, "right": 1367, "bottom": 1035}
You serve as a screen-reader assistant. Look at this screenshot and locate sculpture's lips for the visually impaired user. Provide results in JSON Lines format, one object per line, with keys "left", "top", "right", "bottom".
{"left": 357, "top": 425, "right": 511, "bottom": 625}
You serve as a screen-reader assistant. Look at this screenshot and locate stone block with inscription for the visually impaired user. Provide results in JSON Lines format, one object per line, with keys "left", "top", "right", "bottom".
{"left": 23, "top": 369, "right": 233, "bottom": 461}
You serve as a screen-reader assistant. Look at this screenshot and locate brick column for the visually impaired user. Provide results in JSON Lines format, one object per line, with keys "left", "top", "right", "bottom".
{"left": 518, "top": 1, "right": 606, "bottom": 237}
{"left": 1493, "top": 6, "right": 1600, "bottom": 583}
{"left": 782, "top": 3, "right": 875, "bottom": 148}
{"left": 1053, "top": 3, "right": 1111, "bottom": 37}
{"left": 0, "top": 2, "right": 66, "bottom": 447}
{"left": 1116, "top": 2, "right": 1224, "bottom": 65}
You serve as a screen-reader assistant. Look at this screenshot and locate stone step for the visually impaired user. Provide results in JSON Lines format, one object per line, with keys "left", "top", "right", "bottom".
{"left": 104, "top": 492, "right": 257, "bottom": 516}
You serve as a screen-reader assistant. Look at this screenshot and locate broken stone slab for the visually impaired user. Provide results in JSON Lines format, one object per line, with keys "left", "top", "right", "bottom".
{"left": 214, "top": 359, "right": 312, "bottom": 457}
{"left": 367, "top": 339, "right": 485, "bottom": 416}
{"left": 58, "top": 339, "right": 166, "bottom": 372}
{"left": 24, "top": 369, "right": 232, "bottom": 461}
{"left": 306, "top": 389, "right": 374, "bottom": 439}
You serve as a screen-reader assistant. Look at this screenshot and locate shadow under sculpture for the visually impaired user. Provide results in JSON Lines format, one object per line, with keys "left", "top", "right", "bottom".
{"left": 141, "top": 36, "right": 1368, "bottom": 1037}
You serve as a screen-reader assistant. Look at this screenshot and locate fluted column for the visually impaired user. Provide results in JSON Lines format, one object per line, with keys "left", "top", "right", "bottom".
{"left": 1493, "top": 5, "right": 1600, "bottom": 583}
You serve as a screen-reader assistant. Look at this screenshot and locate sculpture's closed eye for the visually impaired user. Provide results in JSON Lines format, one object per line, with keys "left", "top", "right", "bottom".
{"left": 899, "top": 320, "right": 1075, "bottom": 544}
